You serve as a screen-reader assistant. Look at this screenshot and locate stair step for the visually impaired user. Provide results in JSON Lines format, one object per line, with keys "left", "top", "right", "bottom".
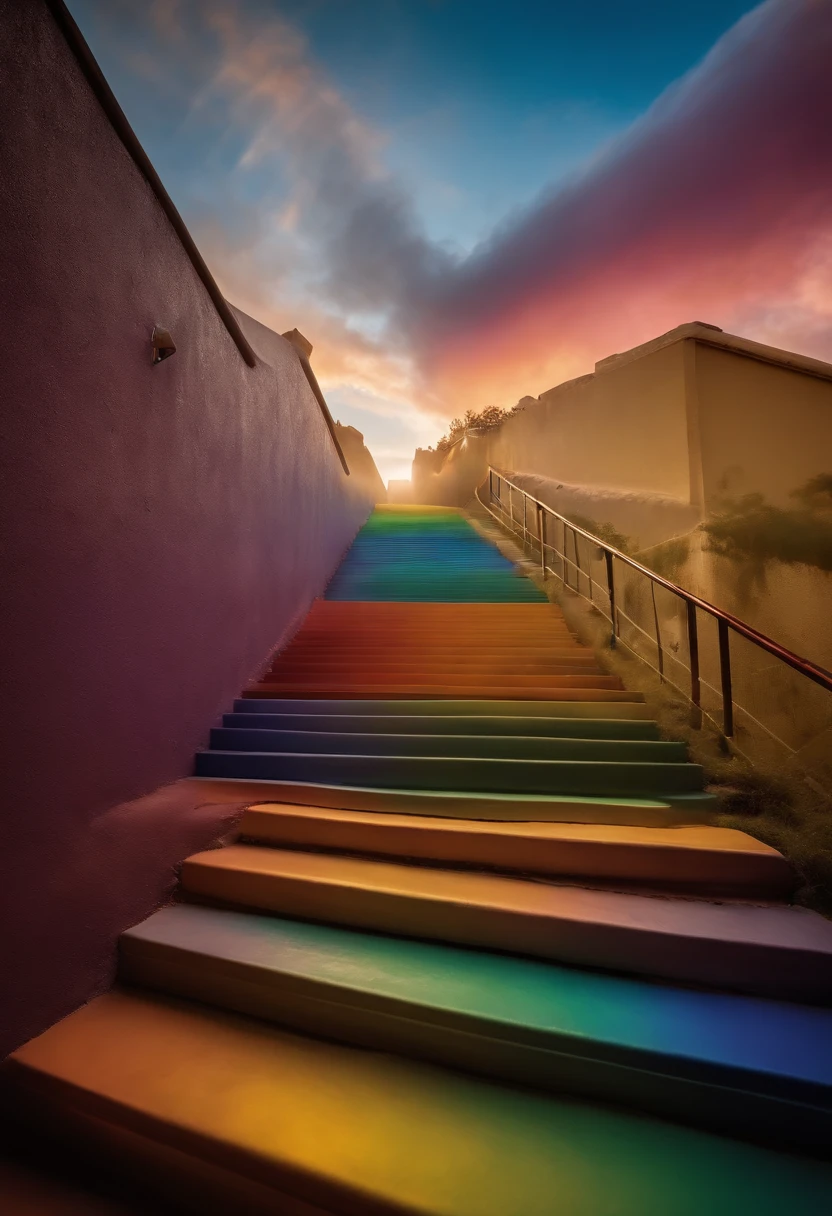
{"left": 195, "top": 750, "right": 705, "bottom": 796}
{"left": 119, "top": 904, "right": 832, "bottom": 1148}
{"left": 257, "top": 673, "right": 625, "bottom": 689}
{"left": 180, "top": 844, "right": 832, "bottom": 1001}
{"left": 209, "top": 728, "right": 688, "bottom": 764}
{"left": 238, "top": 803, "right": 792, "bottom": 897}
{"left": 222, "top": 712, "right": 663, "bottom": 739}
{"left": 5, "top": 991, "right": 830, "bottom": 1214}
{"left": 244, "top": 684, "right": 645, "bottom": 701}
{"left": 287, "top": 633, "right": 580, "bottom": 644}
{"left": 326, "top": 589, "right": 548, "bottom": 602}
{"left": 306, "top": 598, "right": 561, "bottom": 613}
{"left": 233, "top": 697, "right": 653, "bottom": 720}
{"left": 269, "top": 661, "right": 606, "bottom": 675}
{"left": 189, "top": 775, "right": 717, "bottom": 825}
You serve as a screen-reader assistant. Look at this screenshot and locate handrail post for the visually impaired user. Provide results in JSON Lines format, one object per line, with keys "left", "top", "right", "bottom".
{"left": 538, "top": 503, "right": 545, "bottom": 575}
{"left": 605, "top": 551, "right": 617, "bottom": 647}
{"left": 562, "top": 519, "right": 569, "bottom": 588}
{"left": 718, "top": 619, "right": 734, "bottom": 738}
{"left": 572, "top": 527, "right": 583, "bottom": 597}
{"left": 650, "top": 583, "right": 664, "bottom": 683}
{"left": 686, "top": 601, "right": 702, "bottom": 728}
{"left": 488, "top": 469, "right": 493, "bottom": 502}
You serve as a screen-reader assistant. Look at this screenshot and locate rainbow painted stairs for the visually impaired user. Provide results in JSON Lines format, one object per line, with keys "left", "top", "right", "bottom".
{"left": 5, "top": 506, "right": 832, "bottom": 1213}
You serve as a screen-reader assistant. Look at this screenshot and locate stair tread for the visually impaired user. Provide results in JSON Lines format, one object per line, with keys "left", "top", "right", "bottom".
{"left": 232, "top": 700, "right": 651, "bottom": 715}
{"left": 209, "top": 728, "right": 688, "bottom": 762}
{"left": 240, "top": 803, "right": 780, "bottom": 854}
{"left": 7, "top": 991, "right": 831, "bottom": 1215}
{"left": 233, "top": 697, "right": 653, "bottom": 719}
{"left": 180, "top": 844, "right": 832, "bottom": 999}
{"left": 237, "top": 802, "right": 783, "bottom": 860}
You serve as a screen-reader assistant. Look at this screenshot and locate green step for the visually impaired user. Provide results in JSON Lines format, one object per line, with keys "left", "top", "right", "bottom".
{"left": 209, "top": 728, "right": 688, "bottom": 763}
{"left": 120, "top": 904, "right": 832, "bottom": 1151}
{"left": 195, "top": 749, "right": 706, "bottom": 796}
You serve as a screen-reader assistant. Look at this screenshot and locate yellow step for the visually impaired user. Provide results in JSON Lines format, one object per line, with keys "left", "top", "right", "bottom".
{"left": 239, "top": 803, "right": 793, "bottom": 897}
{"left": 4, "top": 991, "right": 830, "bottom": 1215}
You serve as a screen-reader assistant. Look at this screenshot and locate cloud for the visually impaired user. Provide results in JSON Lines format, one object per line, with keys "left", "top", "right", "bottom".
{"left": 403, "top": 0, "right": 832, "bottom": 404}
{"left": 128, "top": 0, "right": 447, "bottom": 430}
{"left": 200, "top": 0, "right": 832, "bottom": 416}
{"left": 194, "top": 2, "right": 452, "bottom": 321}
{"left": 90, "top": 0, "right": 832, "bottom": 442}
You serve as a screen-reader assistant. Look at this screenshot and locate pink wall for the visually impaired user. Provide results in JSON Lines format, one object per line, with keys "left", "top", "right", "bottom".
{"left": 0, "top": 0, "right": 373, "bottom": 1055}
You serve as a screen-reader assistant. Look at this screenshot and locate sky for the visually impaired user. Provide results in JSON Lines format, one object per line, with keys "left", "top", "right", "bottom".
{"left": 69, "top": 0, "right": 832, "bottom": 484}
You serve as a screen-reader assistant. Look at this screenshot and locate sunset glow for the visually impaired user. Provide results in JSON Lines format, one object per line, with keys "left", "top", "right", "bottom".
{"left": 69, "top": 0, "right": 832, "bottom": 482}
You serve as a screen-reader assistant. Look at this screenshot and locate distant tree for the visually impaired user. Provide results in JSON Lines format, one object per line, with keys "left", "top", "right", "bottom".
{"left": 433, "top": 401, "right": 526, "bottom": 454}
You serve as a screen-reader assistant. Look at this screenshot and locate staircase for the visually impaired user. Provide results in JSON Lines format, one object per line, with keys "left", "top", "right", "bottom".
{"left": 4, "top": 505, "right": 832, "bottom": 1214}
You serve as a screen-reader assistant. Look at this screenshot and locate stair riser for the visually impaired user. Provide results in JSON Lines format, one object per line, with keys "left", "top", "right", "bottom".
{"left": 209, "top": 729, "right": 688, "bottom": 763}
{"left": 194, "top": 752, "right": 704, "bottom": 796}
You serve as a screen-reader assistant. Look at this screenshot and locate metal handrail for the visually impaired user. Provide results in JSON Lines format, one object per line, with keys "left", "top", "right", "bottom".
{"left": 480, "top": 467, "right": 832, "bottom": 740}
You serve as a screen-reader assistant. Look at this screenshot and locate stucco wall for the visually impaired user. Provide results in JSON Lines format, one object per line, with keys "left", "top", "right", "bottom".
{"left": 334, "top": 423, "right": 388, "bottom": 502}
{"left": 694, "top": 345, "right": 832, "bottom": 507}
{"left": 413, "top": 340, "right": 695, "bottom": 520}
{"left": 0, "top": 0, "right": 372, "bottom": 1055}
{"left": 492, "top": 340, "right": 692, "bottom": 501}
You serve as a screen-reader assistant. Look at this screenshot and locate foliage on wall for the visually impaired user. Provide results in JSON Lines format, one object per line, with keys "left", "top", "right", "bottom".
{"left": 701, "top": 475, "right": 832, "bottom": 572}
{"left": 429, "top": 403, "right": 527, "bottom": 455}
{"left": 565, "top": 513, "right": 634, "bottom": 555}
{"left": 638, "top": 535, "right": 691, "bottom": 578}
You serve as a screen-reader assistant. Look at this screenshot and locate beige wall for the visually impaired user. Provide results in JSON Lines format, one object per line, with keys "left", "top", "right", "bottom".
{"left": 492, "top": 340, "right": 692, "bottom": 501}
{"left": 414, "top": 325, "right": 832, "bottom": 535}
{"left": 333, "top": 423, "right": 387, "bottom": 503}
{"left": 694, "top": 345, "right": 832, "bottom": 507}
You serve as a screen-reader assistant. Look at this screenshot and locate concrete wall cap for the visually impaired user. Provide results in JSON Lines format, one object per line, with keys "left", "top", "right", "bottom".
{"left": 594, "top": 322, "right": 832, "bottom": 383}
{"left": 281, "top": 328, "right": 314, "bottom": 359}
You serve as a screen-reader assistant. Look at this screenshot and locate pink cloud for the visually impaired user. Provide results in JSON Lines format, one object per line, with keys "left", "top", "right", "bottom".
{"left": 407, "top": 0, "right": 832, "bottom": 406}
